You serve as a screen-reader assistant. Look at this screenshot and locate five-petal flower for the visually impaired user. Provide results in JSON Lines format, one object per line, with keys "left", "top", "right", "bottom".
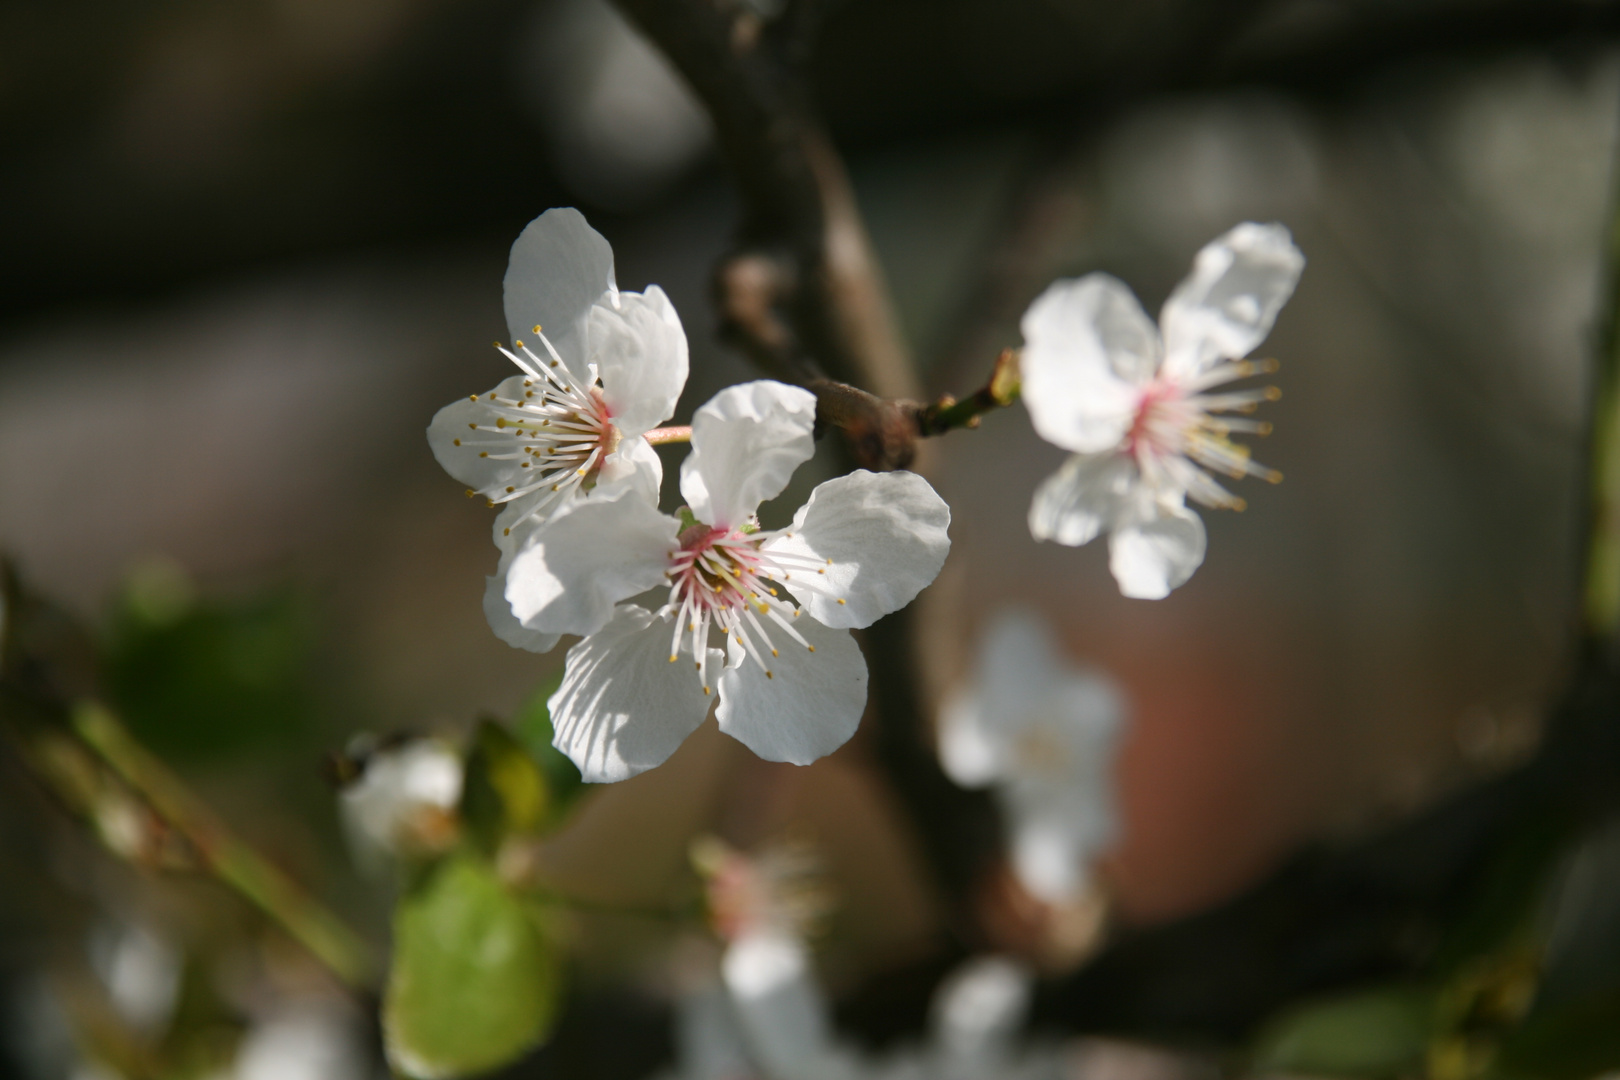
{"left": 1021, "top": 222, "right": 1304, "bottom": 598}
{"left": 427, "top": 207, "right": 689, "bottom": 649}
{"left": 503, "top": 380, "right": 951, "bottom": 782}
{"left": 939, "top": 610, "right": 1124, "bottom": 904}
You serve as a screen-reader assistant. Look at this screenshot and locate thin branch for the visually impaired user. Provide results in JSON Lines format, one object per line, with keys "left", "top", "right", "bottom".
{"left": 610, "top": 0, "right": 914, "bottom": 400}
{"left": 70, "top": 703, "right": 376, "bottom": 988}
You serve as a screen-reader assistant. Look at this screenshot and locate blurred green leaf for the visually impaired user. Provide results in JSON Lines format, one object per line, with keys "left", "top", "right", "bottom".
{"left": 1251, "top": 984, "right": 1435, "bottom": 1078}
{"left": 385, "top": 854, "right": 562, "bottom": 1079}
{"left": 512, "top": 672, "right": 582, "bottom": 817}
{"left": 1492, "top": 991, "right": 1620, "bottom": 1080}
{"left": 460, "top": 720, "right": 548, "bottom": 853}
{"left": 103, "top": 563, "right": 315, "bottom": 760}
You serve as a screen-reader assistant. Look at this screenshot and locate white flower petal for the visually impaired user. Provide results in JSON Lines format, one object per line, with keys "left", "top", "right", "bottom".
{"left": 1020, "top": 275, "right": 1154, "bottom": 454}
{"left": 673, "top": 986, "right": 753, "bottom": 1080}
{"left": 596, "top": 430, "right": 664, "bottom": 506}
{"left": 716, "top": 616, "right": 866, "bottom": 766}
{"left": 938, "top": 610, "right": 1069, "bottom": 786}
{"left": 591, "top": 285, "right": 689, "bottom": 440}
{"left": 681, "top": 381, "right": 816, "bottom": 529}
{"left": 1107, "top": 498, "right": 1207, "bottom": 599}
{"left": 504, "top": 207, "right": 617, "bottom": 381}
{"left": 938, "top": 690, "right": 1003, "bottom": 788}
{"left": 722, "top": 931, "right": 862, "bottom": 1080}
{"left": 1027, "top": 452, "right": 1136, "bottom": 547}
{"left": 1159, "top": 221, "right": 1304, "bottom": 379}
{"left": 548, "top": 605, "right": 719, "bottom": 783}
{"left": 767, "top": 470, "right": 950, "bottom": 630}
{"left": 426, "top": 375, "right": 537, "bottom": 495}
{"left": 930, "top": 956, "right": 1033, "bottom": 1062}
{"left": 482, "top": 565, "right": 561, "bottom": 653}
{"left": 1008, "top": 807, "right": 1094, "bottom": 903}
{"left": 505, "top": 492, "right": 677, "bottom": 637}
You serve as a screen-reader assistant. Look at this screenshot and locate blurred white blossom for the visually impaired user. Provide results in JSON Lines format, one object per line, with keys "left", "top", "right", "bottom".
{"left": 232, "top": 1003, "right": 369, "bottom": 1080}
{"left": 940, "top": 610, "right": 1125, "bottom": 904}
{"left": 339, "top": 737, "right": 462, "bottom": 867}
{"left": 428, "top": 207, "right": 688, "bottom": 652}
{"left": 89, "top": 921, "right": 182, "bottom": 1035}
{"left": 506, "top": 380, "right": 950, "bottom": 781}
{"left": 1021, "top": 222, "right": 1303, "bottom": 598}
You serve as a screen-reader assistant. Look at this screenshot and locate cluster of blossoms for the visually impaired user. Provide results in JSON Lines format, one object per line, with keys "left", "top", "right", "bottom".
{"left": 429, "top": 209, "right": 1301, "bottom": 795}
{"left": 1020, "top": 223, "right": 1304, "bottom": 598}
{"left": 430, "top": 209, "right": 951, "bottom": 782}
{"left": 657, "top": 842, "right": 1061, "bottom": 1080}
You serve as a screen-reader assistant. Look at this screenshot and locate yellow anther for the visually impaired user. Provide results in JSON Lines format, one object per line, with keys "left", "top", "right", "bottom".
{"left": 1257, "top": 421, "right": 1274, "bottom": 436}
{"left": 837, "top": 598, "right": 846, "bottom": 605}
{"left": 524, "top": 380, "right": 533, "bottom": 387}
{"left": 770, "top": 648, "right": 778, "bottom": 657}
{"left": 522, "top": 462, "right": 530, "bottom": 468}
{"left": 1266, "top": 469, "right": 1284, "bottom": 484}
{"left": 496, "top": 417, "right": 507, "bottom": 428}
{"left": 551, "top": 484, "right": 560, "bottom": 491}
{"left": 506, "top": 486, "right": 515, "bottom": 493}
{"left": 669, "top": 655, "right": 677, "bottom": 663}
{"left": 489, "top": 392, "right": 497, "bottom": 400}
{"left": 515, "top": 340, "right": 524, "bottom": 348}
{"left": 465, "top": 488, "right": 476, "bottom": 498}
{"left": 550, "top": 360, "right": 560, "bottom": 368}
{"left": 1232, "top": 497, "right": 1248, "bottom": 512}
{"left": 504, "top": 527, "right": 511, "bottom": 535}
{"left": 468, "top": 422, "right": 477, "bottom": 430}
{"left": 807, "top": 644, "right": 814, "bottom": 651}
{"left": 453, "top": 438, "right": 461, "bottom": 446}
{"left": 479, "top": 451, "right": 489, "bottom": 458}
{"left": 486, "top": 499, "right": 496, "bottom": 508}
{"left": 1264, "top": 386, "right": 1282, "bottom": 401}
{"left": 703, "top": 686, "right": 711, "bottom": 695}
{"left": 695, "top": 661, "right": 701, "bottom": 670}
{"left": 765, "top": 671, "right": 774, "bottom": 679}
{"left": 533, "top": 325, "right": 542, "bottom": 334}
{"left": 469, "top": 394, "right": 478, "bottom": 402}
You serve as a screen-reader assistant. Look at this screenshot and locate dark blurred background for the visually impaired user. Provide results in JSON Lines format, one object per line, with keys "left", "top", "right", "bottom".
{"left": 4, "top": 1, "right": 1620, "bottom": 1077}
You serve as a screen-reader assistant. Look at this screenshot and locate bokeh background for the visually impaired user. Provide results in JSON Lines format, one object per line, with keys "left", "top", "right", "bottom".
{"left": 4, "top": 0, "right": 1620, "bottom": 1077}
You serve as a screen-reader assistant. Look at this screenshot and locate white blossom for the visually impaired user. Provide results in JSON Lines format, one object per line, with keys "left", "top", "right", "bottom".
{"left": 503, "top": 380, "right": 951, "bottom": 781}
{"left": 939, "top": 610, "right": 1125, "bottom": 904}
{"left": 428, "top": 207, "right": 689, "bottom": 650}
{"left": 1021, "top": 222, "right": 1304, "bottom": 598}
{"left": 339, "top": 738, "right": 462, "bottom": 867}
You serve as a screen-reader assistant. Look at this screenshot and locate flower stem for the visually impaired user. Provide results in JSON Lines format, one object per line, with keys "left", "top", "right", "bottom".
{"left": 644, "top": 425, "right": 693, "bottom": 446}
{"left": 915, "top": 348, "right": 1023, "bottom": 436}
{"left": 70, "top": 702, "right": 376, "bottom": 987}
{"left": 1583, "top": 147, "right": 1620, "bottom": 648}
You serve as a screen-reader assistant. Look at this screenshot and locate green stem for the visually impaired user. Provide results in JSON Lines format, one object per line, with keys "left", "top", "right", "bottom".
{"left": 71, "top": 702, "right": 375, "bottom": 987}
{"left": 915, "top": 348, "right": 1022, "bottom": 436}
{"left": 1582, "top": 146, "right": 1620, "bottom": 646}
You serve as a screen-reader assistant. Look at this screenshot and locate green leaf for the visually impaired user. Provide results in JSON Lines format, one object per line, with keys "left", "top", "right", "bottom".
{"left": 511, "top": 673, "right": 583, "bottom": 818}
{"left": 460, "top": 720, "right": 548, "bottom": 853}
{"left": 385, "top": 854, "right": 562, "bottom": 1079}
{"left": 1493, "top": 992, "right": 1620, "bottom": 1080}
{"left": 1251, "top": 984, "right": 1435, "bottom": 1078}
